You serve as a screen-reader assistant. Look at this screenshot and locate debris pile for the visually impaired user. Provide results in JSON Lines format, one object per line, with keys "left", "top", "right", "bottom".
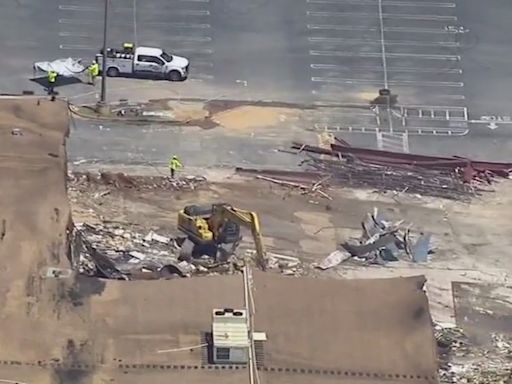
{"left": 435, "top": 324, "right": 512, "bottom": 383}
{"left": 235, "top": 168, "right": 332, "bottom": 200}
{"left": 71, "top": 223, "right": 244, "bottom": 280}
{"left": 72, "top": 223, "right": 183, "bottom": 279}
{"left": 314, "top": 208, "right": 432, "bottom": 269}
{"left": 259, "top": 140, "right": 512, "bottom": 201}
{"left": 70, "top": 171, "right": 207, "bottom": 192}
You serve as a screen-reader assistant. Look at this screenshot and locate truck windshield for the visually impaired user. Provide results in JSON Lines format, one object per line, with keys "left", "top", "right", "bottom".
{"left": 161, "top": 51, "right": 173, "bottom": 62}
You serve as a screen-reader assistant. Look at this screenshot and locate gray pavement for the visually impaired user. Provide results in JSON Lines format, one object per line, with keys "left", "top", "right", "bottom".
{"left": 68, "top": 118, "right": 317, "bottom": 170}
{"left": 2, "top": 0, "right": 512, "bottom": 166}
{"left": 68, "top": 117, "right": 512, "bottom": 174}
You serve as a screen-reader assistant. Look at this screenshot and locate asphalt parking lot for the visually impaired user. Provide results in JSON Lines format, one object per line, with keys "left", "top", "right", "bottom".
{"left": 1, "top": 0, "right": 512, "bottom": 155}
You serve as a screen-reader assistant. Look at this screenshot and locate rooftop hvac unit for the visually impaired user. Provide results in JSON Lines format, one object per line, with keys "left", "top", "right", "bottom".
{"left": 212, "top": 308, "right": 249, "bottom": 364}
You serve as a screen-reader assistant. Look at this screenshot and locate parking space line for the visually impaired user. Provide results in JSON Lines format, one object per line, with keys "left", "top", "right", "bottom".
{"left": 59, "top": 5, "right": 98, "bottom": 11}
{"left": 310, "top": 50, "right": 460, "bottom": 60}
{"left": 311, "top": 90, "right": 466, "bottom": 101}
{"left": 307, "top": 0, "right": 455, "bottom": 7}
{"left": 306, "top": 0, "right": 455, "bottom": 8}
{"left": 307, "top": 11, "right": 457, "bottom": 21}
{"left": 312, "top": 77, "right": 464, "bottom": 87}
{"left": 192, "top": 73, "right": 214, "bottom": 80}
{"left": 59, "top": 44, "right": 96, "bottom": 50}
{"left": 59, "top": 5, "right": 210, "bottom": 16}
{"left": 180, "top": 0, "right": 210, "bottom": 2}
{"left": 143, "top": 35, "right": 212, "bottom": 42}
{"left": 308, "top": 37, "right": 459, "bottom": 47}
{"left": 170, "top": 48, "right": 213, "bottom": 54}
{"left": 59, "top": 19, "right": 211, "bottom": 28}
{"left": 310, "top": 64, "right": 462, "bottom": 74}
{"left": 307, "top": 24, "right": 457, "bottom": 34}
{"left": 377, "top": 0, "right": 388, "bottom": 89}
{"left": 59, "top": 31, "right": 92, "bottom": 37}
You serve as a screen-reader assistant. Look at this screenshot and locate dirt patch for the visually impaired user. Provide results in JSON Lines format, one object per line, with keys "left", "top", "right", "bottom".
{"left": 211, "top": 106, "right": 299, "bottom": 131}
{"left": 167, "top": 101, "right": 209, "bottom": 122}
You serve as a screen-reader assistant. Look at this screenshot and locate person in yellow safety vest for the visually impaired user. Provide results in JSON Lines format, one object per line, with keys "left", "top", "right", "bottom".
{"left": 168, "top": 155, "right": 182, "bottom": 179}
{"left": 47, "top": 70, "right": 57, "bottom": 95}
{"left": 88, "top": 60, "right": 100, "bottom": 85}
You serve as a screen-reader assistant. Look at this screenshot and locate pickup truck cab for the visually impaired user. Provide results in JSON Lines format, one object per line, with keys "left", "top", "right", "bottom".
{"left": 96, "top": 46, "right": 189, "bottom": 81}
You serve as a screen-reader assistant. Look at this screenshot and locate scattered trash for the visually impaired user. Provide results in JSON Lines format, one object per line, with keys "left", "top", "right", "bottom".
{"left": 315, "top": 250, "right": 351, "bottom": 270}
{"left": 144, "top": 230, "right": 170, "bottom": 244}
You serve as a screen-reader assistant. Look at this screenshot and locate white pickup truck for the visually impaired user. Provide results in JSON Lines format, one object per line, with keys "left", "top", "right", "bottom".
{"left": 96, "top": 46, "right": 189, "bottom": 81}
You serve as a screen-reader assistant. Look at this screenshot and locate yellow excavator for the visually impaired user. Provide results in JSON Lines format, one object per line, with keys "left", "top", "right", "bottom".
{"left": 177, "top": 203, "right": 267, "bottom": 270}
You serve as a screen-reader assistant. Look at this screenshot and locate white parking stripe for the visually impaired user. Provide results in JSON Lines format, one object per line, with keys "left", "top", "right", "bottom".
{"left": 59, "top": 5, "right": 210, "bottom": 15}
{"left": 306, "top": 0, "right": 452, "bottom": 7}
{"left": 307, "top": 0, "right": 455, "bottom": 7}
{"left": 59, "top": 19, "right": 211, "bottom": 28}
{"left": 170, "top": 48, "right": 213, "bottom": 54}
{"left": 59, "top": 44, "right": 96, "bottom": 50}
{"left": 310, "top": 64, "right": 462, "bottom": 74}
{"left": 59, "top": 5, "right": 97, "bottom": 11}
{"left": 307, "top": 11, "right": 457, "bottom": 21}
{"left": 310, "top": 50, "right": 460, "bottom": 60}
{"left": 307, "top": 24, "right": 457, "bottom": 34}
{"left": 192, "top": 73, "right": 214, "bottom": 80}
{"left": 311, "top": 90, "right": 466, "bottom": 101}
{"left": 308, "top": 37, "right": 459, "bottom": 47}
{"left": 312, "top": 77, "right": 464, "bottom": 87}
{"left": 59, "top": 31, "right": 92, "bottom": 37}
{"left": 143, "top": 35, "right": 212, "bottom": 42}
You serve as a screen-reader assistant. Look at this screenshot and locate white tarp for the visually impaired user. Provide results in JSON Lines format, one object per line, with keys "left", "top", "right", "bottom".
{"left": 33, "top": 58, "right": 85, "bottom": 77}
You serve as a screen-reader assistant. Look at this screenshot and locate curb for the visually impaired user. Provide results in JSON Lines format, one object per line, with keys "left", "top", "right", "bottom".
{"left": 68, "top": 104, "right": 183, "bottom": 124}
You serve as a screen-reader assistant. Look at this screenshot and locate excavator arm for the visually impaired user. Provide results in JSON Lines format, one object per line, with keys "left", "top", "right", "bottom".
{"left": 211, "top": 205, "right": 267, "bottom": 270}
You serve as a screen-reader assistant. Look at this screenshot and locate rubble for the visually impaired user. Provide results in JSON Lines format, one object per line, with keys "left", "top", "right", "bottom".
{"left": 236, "top": 168, "right": 332, "bottom": 200}
{"left": 325, "top": 208, "right": 433, "bottom": 266}
{"left": 71, "top": 222, "right": 267, "bottom": 280}
{"left": 69, "top": 171, "right": 207, "bottom": 192}
{"left": 314, "top": 249, "right": 351, "bottom": 270}
{"left": 435, "top": 324, "right": 512, "bottom": 383}
{"left": 285, "top": 140, "right": 512, "bottom": 201}
{"left": 144, "top": 230, "right": 170, "bottom": 244}
{"left": 72, "top": 223, "right": 182, "bottom": 280}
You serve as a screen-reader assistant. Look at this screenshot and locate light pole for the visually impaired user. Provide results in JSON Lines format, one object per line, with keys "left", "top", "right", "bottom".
{"left": 98, "top": 0, "right": 109, "bottom": 110}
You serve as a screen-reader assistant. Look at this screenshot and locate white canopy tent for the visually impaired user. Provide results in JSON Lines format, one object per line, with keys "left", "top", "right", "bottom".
{"left": 33, "top": 58, "right": 85, "bottom": 77}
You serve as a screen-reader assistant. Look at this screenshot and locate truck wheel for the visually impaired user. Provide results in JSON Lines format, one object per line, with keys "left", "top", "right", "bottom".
{"left": 106, "top": 67, "right": 119, "bottom": 77}
{"left": 168, "top": 71, "right": 182, "bottom": 81}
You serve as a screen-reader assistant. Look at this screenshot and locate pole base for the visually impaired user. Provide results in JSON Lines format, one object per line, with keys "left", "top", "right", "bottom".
{"left": 95, "top": 101, "right": 110, "bottom": 116}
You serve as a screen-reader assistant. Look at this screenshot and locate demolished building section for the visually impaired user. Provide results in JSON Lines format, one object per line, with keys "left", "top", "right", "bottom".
{"left": 71, "top": 222, "right": 230, "bottom": 280}
{"left": 239, "top": 139, "right": 512, "bottom": 201}
{"left": 291, "top": 141, "right": 512, "bottom": 200}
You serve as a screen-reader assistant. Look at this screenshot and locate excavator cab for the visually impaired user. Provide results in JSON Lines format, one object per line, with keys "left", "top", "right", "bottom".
{"left": 179, "top": 203, "right": 241, "bottom": 244}
{"left": 176, "top": 203, "right": 266, "bottom": 269}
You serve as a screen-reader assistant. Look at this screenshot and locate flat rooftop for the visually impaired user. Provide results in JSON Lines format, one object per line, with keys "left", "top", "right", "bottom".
{"left": 0, "top": 97, "right": 438, "bottom": 384}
